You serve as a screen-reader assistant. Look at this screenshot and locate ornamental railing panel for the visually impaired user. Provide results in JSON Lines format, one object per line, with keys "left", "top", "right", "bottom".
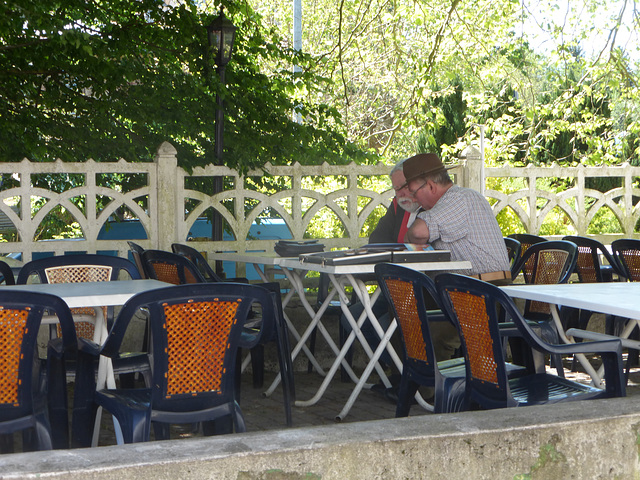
{"left": 0, "top": 142, "right": 638, "bottom": 269}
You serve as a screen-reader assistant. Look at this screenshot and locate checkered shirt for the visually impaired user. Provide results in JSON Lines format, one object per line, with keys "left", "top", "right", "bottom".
{"left": 417, "top": 185, "right": 510, "bottom": 275}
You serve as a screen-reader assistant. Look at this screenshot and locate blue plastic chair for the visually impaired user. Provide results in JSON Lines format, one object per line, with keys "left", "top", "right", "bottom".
{"left": 171, "top": 243, "right": 248, "bottom": 283}
{"left": 503, "top": 240, "right": 578, "bottom": 376}
{"left": 510, "top": 240, "right": 578, "bottom": 315}
{"left": 503, "top": 237, "right": 521, "bottom": 266}
{"left": 141, "top": 249, "right": 206, "bottom": 284}
{"left": 611, "top": 238, "right": 640, "bottom": 281}
{"left": 0, "top": 291, "right": 78, "bottom": 451}
{"left": 374, "top": 263, "right": 466, "bottom": 415}
{"left": 564, "top": 235, "right": 622, "bottom": 283}
{"left": 507, "top": 233, "right": 546, "bottom": 261}
{"left": 144, "top": 249, "right": 295, "bottom": 426}
{"left": 127, "top": 241, "right": 148, "bottom": 279}
{"left": 15, "top": 254, "right": 148, "bottom": 447}
{"left": 88, "top": 283, "right": 275, "bottom": 443}
{"left": 435, "top": 273, "right": 625, "bottom": 410}
{"left": 0, "top": 259, "right": 15, "bottom": 285}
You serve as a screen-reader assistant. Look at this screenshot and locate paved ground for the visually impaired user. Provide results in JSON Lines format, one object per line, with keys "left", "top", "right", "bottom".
{"left": 93, "top": 363, "right": 404, "bottom": 445}
{"left": 89, "top": 352, "right": 640, "bottom": 446}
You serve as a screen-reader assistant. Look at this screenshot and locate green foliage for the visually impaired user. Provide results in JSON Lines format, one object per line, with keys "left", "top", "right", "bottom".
{"left": 3, "top": 0, "right": 640, "bottom": 239}
{"left": 416, "top": 78, "right": 468, "bottom": 156}
{"left": 0, "top": 0, "right": 373, "bottom": 170}
{"left": 587, "top": 206, "right": 623, "bottom": 234}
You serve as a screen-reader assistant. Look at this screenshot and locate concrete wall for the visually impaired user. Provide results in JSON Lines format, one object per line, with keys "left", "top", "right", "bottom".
{"left": 3, "top": 396, "right": 640, "bottom": 480}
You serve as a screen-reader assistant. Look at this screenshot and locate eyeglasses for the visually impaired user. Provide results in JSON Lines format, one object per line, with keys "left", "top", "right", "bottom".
{"left": 393, "top": 183, "right": 409, "bottom": 193}
{"left": 408, "top": 182, "right": 428, "bottom": 195}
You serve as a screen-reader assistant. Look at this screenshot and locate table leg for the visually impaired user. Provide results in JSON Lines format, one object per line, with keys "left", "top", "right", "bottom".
{"left": 334, "top": 274, "right": 416, "bottom": 420}
{"left": 90, "top": 307, "right": 123, "bottom": 447}
{"left": 293, "top": 274, "right": 370, "bottom": 407}
{"left": 275, "top": 266, "right": 327, "bottom": 374}
{"left": 550, "top": 305, "right": 604, "bottom": 387}
{"left": 265, "top": 266, "right": 347, "bottom": 397}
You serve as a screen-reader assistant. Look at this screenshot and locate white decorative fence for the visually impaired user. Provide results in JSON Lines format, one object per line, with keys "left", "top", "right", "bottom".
{"left": 1, "top": 142, "right": 639, "bottom": 272}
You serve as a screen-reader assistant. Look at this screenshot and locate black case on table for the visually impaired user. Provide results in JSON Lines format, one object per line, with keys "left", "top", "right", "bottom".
{"left": 274, "top": 240, "right": 325, "bottom": 257}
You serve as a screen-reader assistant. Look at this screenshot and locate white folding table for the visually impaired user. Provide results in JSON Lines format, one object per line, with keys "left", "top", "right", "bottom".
{"left": 501, "top": 282, "right": 640, "bottom": 387}
{"left": 278, "top": 256, "right": 472, "bottom": 420}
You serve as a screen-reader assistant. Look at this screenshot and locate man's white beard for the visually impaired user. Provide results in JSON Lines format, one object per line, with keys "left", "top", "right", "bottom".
{"left": 398, "top": 198, "right": 420, "bottom": 213}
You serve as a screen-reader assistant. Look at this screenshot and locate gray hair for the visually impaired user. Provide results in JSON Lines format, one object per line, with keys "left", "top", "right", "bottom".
{"left": 389, "top": 158, "right": 408, "bottom": 178}
{"left": 425, "top": 170, "right": 453, "bottom": 185}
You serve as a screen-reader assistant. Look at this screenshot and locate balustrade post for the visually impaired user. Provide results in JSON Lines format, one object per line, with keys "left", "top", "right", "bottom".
{"left": 154, "top": 142, "right": 180, "bottom": 251}
{"left": 459, "top": 145, "right": 483, "bottom": 193}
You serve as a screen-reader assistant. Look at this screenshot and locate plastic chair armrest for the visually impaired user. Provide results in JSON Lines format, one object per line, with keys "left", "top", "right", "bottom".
{"left": 534, "top": 337, "right": 622, "bottom": 356}
{"left": 77, "top": 337, "right": 102, "bottom": 357}
{"left": 566, "top": 328, "right": 640, "bottom": 350}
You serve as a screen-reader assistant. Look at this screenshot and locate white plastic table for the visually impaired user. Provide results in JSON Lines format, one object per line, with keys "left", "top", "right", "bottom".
{"left": 0, "top": 279, "right": 170, "bottom": 344}
{"left": 501, "top": 282, "right": 640, "bottom": 387}
{"left": 210, "top": 251, "right": 471, "bottom": 420}
{"left": 278, "top": 256, "right": 471, "bottom": 420}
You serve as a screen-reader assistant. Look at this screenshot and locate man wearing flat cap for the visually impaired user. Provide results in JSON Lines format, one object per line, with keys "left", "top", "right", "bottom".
{"left": 402, "top": 152, "right": 511, "bottom": 362}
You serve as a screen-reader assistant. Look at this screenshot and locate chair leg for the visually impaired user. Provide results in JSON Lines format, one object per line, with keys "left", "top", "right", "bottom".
{"left": 0, "top": 433, "right": 15, "bottom": 453}
{"left": 152, "top": 422, "right": 171, "bottom": 441}
{"left": 232, "top": 402, "right": 247, "bottom": 433}
{"left": 0, "top": 433, "right": 14, "bottom": 454}
{"left": 33, "top": 417, "right": 53, "bottom": 451}
{"left": 71, "top": 350, "right": 98, "bottom": 448}
{"left": 46, "top": 354, "right": 69, "bottom": 449}
{"left": 119, "top": 409, "right": 152, "bottom": 444}
{"left": 395, "top": 375, "right": 418, "bottom": 418}
{"left": 275, "top": 318, "right": 295, "bottom": 427}
{"left": 234, "top": 353, "right": 242, "bottom": 402}
{"left": 250, "top": 345, "right": 265, "bottom": 389}
{"left": 203, "top": 416, "right": 233, "bottom": 435}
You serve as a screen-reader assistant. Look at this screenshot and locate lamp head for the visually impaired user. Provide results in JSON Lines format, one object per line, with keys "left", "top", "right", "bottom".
{"left": 207, "top": 6, "right": 236, "bottom": 67}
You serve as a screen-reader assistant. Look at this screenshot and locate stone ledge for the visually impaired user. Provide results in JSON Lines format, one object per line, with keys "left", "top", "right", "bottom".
{"left": 2, "top": 396, "right": 639, "bottom": 479}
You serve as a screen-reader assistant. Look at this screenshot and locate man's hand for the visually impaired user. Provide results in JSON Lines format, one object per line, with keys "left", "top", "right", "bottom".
{"left": 405, "top": 217, "right": 430, "bottom": 244}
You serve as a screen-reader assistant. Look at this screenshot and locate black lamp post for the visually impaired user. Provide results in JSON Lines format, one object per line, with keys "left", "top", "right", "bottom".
{"left": 207, "top": 6, "right": 236, "bottom": 246}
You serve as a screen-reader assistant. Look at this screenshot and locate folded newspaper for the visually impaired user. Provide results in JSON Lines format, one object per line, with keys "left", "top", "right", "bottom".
{"left": 299, "top": 243, "right": 451, "bottom": 266}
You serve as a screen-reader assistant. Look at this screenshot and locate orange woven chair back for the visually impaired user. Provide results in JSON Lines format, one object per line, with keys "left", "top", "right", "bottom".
{"left": 148, "top": 261, "right": 200, "bottom": 285}
{"left": 447, "top": 290, "right": 498, "bottom": 385}
{"left": 574, "top": 245, "right": 598, "bottom": 283}
{"left": 617, "top": 248, "right": 640, "bottom": 281}
{"left": 45, "top": 264, "right": 112, "bottom": 339}
{"left": 163, "top": 299, "right": 239, "bottom": 397}
{"left": 0, "top": 307, "right": 30, "bottom": 406}
{"left": 524, "top": 249, "right": 570, "bottom": 316}
{"left": 381, "top": 278, "right": 429, "bottom": 364}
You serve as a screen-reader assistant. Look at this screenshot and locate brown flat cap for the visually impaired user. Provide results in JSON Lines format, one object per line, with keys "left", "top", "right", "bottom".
{"left": 402, "top": 153, "right": 454, "bottom": 184}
